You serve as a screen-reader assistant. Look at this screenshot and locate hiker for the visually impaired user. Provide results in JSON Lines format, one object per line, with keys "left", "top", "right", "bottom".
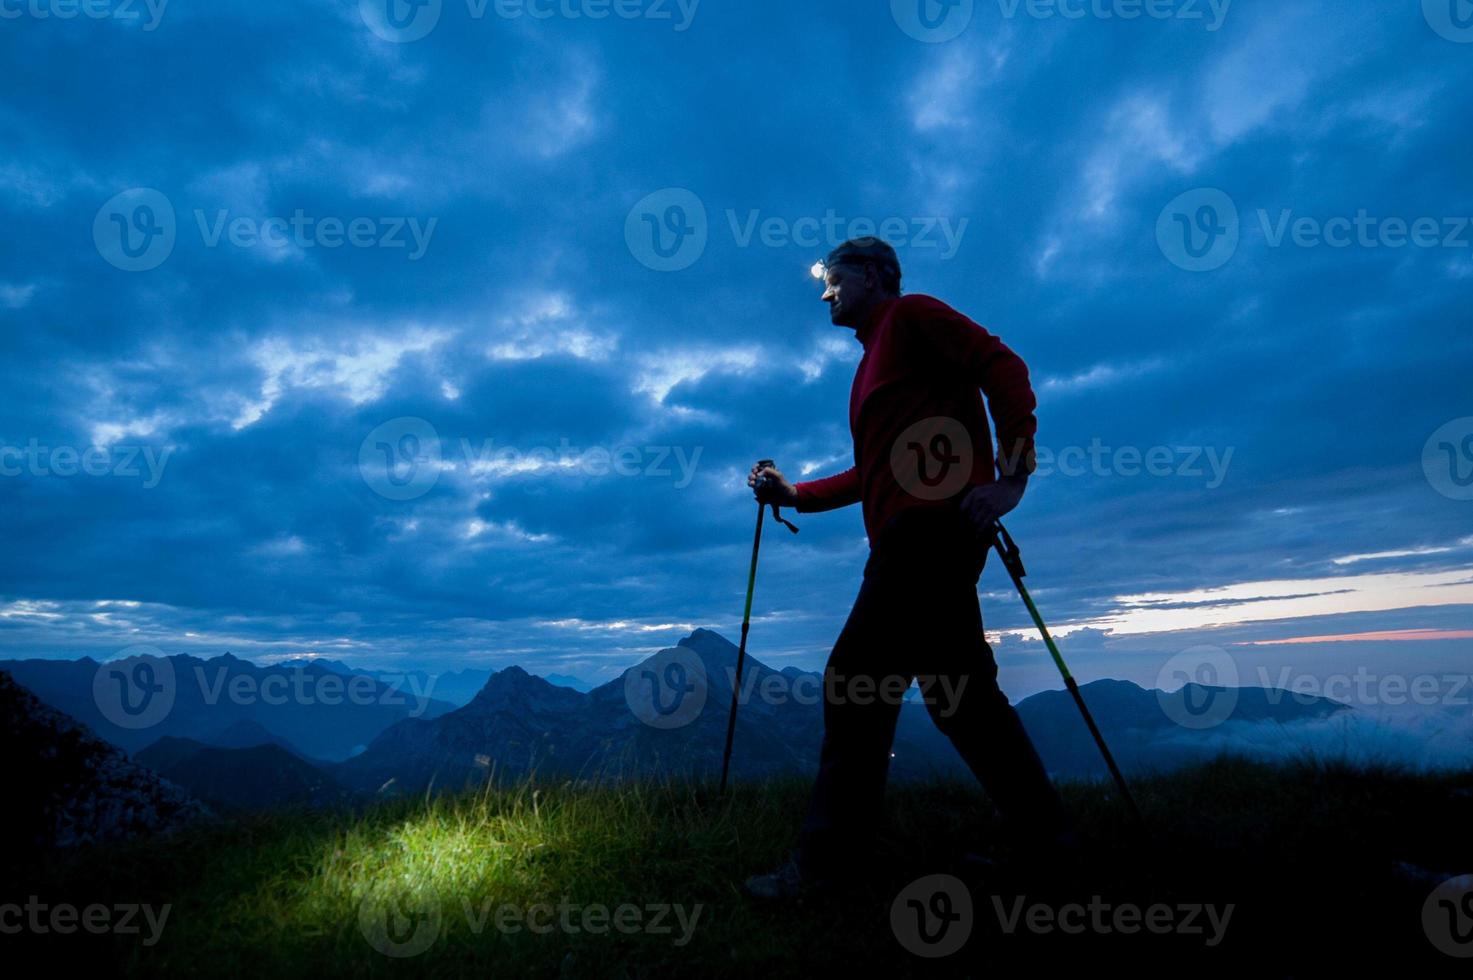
{"left": 743, "top": 237, "right": 1076, "bottom": 899}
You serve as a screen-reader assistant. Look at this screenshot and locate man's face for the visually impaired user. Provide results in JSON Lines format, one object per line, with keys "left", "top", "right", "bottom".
{"left": 820, "top": 261, "right": 876, "bottom": 328}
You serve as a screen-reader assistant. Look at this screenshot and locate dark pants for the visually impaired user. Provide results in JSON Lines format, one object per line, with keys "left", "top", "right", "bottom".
{"left": 795, "top": 505, "right": 1070, "bottom": 879}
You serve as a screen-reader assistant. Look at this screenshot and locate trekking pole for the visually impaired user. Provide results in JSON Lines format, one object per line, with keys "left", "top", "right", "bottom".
{"left": 720, "top": 460, "right": 798, "bottom": 794}
{"left": 990, "top": 520, "right": 1144, "bottom": 826}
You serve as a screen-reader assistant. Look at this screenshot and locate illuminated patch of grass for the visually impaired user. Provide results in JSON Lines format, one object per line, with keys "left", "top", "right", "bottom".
{"left": 16, "top": 757, "right": 1473, "bottom": 977}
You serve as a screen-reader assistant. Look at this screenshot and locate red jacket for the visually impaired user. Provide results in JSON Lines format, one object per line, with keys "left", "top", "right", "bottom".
{"left": 794, "top": 294, "right": 1038, "bottom": 546}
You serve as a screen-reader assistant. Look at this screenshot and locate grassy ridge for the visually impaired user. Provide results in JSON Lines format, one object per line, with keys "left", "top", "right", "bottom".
{"left": 11, "top": 755, "right": 1473, "bottom": 977}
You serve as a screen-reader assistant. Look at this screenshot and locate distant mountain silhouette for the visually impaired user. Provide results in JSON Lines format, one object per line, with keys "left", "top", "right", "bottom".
{"left": 203, "top": 718, "right": 309, "bottom": 757}
{"left": 331, "top": 629, "right": 1349, "bottom": 796}
{"left": 272, "top": 658, "right": 595, "bottom": 704}
{"left": 3, "top": 632, "right": 1353, "bottom": 812}
{"left": 2, "top": 670, "right": 206, "bottom": 854}
{"left": 1017, "top": 678, "right": 1348, "bottom": 780}
{"left": 0, "top": 653, "right": 458, "bottom": 760}
{"left": 335, "top": 631, "right": 825, "bottom": 794}
{"left": 543, "top": 673, "right": 595, "bottom": 693}
{"left": 134, "top": 737, "right": 347, "bottom": 811}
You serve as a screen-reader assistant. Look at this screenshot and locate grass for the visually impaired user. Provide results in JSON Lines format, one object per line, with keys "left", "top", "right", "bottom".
{"left": 12, "top": 754, "right": 1473, "bottom": 977}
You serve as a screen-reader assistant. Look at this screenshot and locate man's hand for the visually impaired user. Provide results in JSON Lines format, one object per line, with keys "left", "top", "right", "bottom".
{"left": 960, "top": 473, "right": 1028, "bottom": 544}
{"left": 748, "top": 461, "right": 798, "bottom": 506}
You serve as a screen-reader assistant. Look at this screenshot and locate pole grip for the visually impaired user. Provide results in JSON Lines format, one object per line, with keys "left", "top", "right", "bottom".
{"left": 755, "top": 459, "right": 799, "bottom": 533}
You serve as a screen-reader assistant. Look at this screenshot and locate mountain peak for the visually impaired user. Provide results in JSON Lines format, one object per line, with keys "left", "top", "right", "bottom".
{"left": 467, "top": 664, "right": 585, "bottom": 714}
{"left": 677, "top": 628, "right": 741, "bottom": 665}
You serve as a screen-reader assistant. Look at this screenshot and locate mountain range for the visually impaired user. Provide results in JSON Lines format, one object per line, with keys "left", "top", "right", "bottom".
{"left": 269, "top": 658, "right": 595, "bottom": 705}
{"left": 0, "top": 652, "right": 459, "bottom": 760}
{"left": 5, "top": 629, "right": 1350, "bottom": 818}
{"left": 3, "top": 670, "right": 206, "bottom": 854}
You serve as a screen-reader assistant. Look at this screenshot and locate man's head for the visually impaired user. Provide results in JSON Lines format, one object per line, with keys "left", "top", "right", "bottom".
{"left": 819, "top": 237, "right": 902, "bottom": 329}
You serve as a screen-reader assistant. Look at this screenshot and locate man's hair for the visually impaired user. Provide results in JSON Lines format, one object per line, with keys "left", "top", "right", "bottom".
{"left": 826, "top": 237, "right": 902, "bottom": 295}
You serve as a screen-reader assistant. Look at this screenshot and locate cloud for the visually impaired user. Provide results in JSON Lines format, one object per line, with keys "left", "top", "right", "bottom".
{"left": 485, "top": 293, "right": 617, "bottom": 362}
{"left": 0, "top": 282, "right": 36, "bottom": 309}
{"left": 1078, "top": 95, "right": 1202, "bottom": 222}
{"left": 233, "top": 326, "right": 453, "bottom": 428}
{"left": 0, "top": 0, "right": 1468, "bottom": 701}
{"left": 1083, "top": 570, "right": 1473, "bottom": 637}
{"left": 632, "top": 346, "right": 762, "bottom": 405}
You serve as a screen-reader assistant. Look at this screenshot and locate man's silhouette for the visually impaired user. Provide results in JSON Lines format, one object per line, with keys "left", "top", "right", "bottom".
{"left": 744, "top": 238, "right": 1074, "bottom": 899}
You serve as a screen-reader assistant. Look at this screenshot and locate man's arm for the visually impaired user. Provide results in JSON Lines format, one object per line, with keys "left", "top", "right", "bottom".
{"left": 793, "top": 466, "right": 861, "bottom": 513}
{"left": 748, "top": 462, "right": 860, "bottom": 513}
{"left": 902, "top": 295, "right": 1038, "bottom": 478}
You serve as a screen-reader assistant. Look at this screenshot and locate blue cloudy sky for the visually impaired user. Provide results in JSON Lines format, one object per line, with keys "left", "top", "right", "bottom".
{"left": 2, "top": 0, "right": 1471, "bottom": 705}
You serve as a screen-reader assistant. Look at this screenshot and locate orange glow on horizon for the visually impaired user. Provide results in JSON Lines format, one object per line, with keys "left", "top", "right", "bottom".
{"left": 1243, "top": 629, "right": 1473, "bottom": 646}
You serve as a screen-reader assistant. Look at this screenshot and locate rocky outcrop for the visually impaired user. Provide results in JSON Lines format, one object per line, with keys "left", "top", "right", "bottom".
{"left": 2, "top": 670, "right": 208, "bottom": 851}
